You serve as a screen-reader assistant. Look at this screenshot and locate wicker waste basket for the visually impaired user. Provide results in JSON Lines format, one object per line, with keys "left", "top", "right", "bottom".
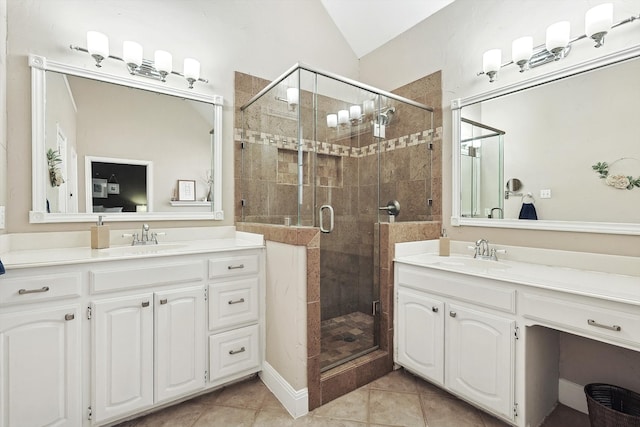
{"left": 584, "top": 383, "right": 640, "bottom": 427}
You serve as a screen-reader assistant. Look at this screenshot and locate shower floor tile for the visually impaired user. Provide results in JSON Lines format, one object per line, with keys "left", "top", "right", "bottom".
{"left": 321, "top": 311, "right": 375, "bottom": 370}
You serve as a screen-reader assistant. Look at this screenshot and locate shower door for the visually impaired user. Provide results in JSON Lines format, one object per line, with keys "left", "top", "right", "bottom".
{"left": 314, "top": 74, "right": 381, "bottom": 371}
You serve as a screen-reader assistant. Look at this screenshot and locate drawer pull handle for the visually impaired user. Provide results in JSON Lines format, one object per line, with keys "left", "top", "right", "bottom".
{"left": 141, "top": 301, "right": 150, "bottom": 308}
{"left": 18, "top": 286, "right": 50, "bottom": 295}
{"left": 227, "top": 264, "right": 245, "bottom": 270}
{"left": 432, "top": 307, "right": 439, "bottom": 313}
{"left": 65, "top": 313, "right": 75, "bottom": 321}
{"left": 588, "top": 319, "right": 621, "bottom": 332}
{"left": 229, "top": 346, "right": 246, "bottom": 355}
{"left": 228, "top": 298, "right": 245, "bottom": 305}
{"left": 160, "top": 299, "right": 168, "bottom": 305}
{"left": 449, "top": 311, "right": 457, "bottom": 318}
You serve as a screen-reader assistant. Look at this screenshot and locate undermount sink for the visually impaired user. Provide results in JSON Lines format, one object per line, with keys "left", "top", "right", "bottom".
{"left": 99, "top": 243, "right": 188, "bottom": 256}
{"left": 429, "top": 256, "right": 512, "bottom": 271}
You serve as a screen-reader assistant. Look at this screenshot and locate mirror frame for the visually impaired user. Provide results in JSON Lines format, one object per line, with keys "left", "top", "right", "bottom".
{"left": 29, "top": 54, "right": 224, "bottom": 223}
{"left": 451, "top": 45, "right": 640, "bottom": 236}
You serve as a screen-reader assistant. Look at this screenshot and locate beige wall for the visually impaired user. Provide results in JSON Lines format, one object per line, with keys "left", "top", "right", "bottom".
{"left": 0, "top": 0, "right": 7, "bottom": 231}
{"left": 359, "top": 0, "right": 640, "bottom": 257}
{"left": 5, "top": 0, "right": 358, "bottom": 232}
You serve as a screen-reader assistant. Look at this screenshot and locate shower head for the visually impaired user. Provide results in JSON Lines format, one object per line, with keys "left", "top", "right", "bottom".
{"left": 376, "top": 107, "right": 396, "bottom": 126}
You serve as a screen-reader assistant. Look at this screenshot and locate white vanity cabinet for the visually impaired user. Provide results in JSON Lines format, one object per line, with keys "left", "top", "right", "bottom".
{"left": 88, "top": 256, "right": 212, "bottom": 425}
{"left": 0, "top": 270, "right": 83, "bottom": 427}
{"left": 0, "top": 238, "right": 265, "bottom": 427}
{"left": 395, "top": 263, "right": 517, "bottom": 422}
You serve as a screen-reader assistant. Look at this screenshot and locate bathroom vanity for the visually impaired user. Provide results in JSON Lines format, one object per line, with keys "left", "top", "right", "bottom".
{"left": 0, "top": 227, "right": 265, "bottom": 427}
{"left": 394, "top": 240, "right": 640, "bottom": 427}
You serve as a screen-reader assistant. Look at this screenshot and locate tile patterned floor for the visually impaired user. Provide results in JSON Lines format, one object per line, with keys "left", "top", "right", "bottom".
{"left": 321, "top": 312, "right": 375, "bottom": 370}
{"left": 114, "top": 368, "right": 590, "bottom": 427}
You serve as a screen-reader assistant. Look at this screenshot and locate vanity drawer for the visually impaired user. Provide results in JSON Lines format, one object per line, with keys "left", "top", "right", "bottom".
{"left": 90, "top": 260, "right": 204, "bottom": 294}
{"left": 396, "top": 264, "right": 516, "bottom": 313}
{"left": 0, "top": 272, "right": 82, "bottom": 306}
{"left": 208, "top": 277, "right": 259, "bottom": 332}
{"left": 208, "top": 253, "right": 259, "bottom": 279}
{"left": 521, "top": 292, "right": 640, "bottom": 349}
{"left": 209, "top": 324, "right": 260, "bottom": 383}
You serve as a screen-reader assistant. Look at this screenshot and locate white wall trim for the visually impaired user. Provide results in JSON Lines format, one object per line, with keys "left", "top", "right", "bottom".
{"left": 259, "top": 361, "right": 308, "bottom": 419}
{"left": 558, "top": 378, "right": 588, "bottom": 414}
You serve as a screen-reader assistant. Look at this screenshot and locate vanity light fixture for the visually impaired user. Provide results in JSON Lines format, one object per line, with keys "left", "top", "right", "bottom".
{"left": 477, "top": 3, "right": 639, "bottom": 82}
{"left": 71, "top": 31, "right": 208, "bottom": 89}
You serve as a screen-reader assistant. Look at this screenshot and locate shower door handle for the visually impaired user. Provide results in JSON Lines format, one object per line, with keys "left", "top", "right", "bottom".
{"left": 319, "top": 205, "right": 334, "bottom": 233}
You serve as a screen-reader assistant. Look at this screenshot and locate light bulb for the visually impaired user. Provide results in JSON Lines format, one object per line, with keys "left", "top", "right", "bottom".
{"left": 327, "top": 114, "right": 338, "bottom": 128}
{"left": 482, "top": 49, "right": 501, "bottom": 82}
{"left": 286, "top": 87, "right": 299, "bottom": 106}
{"left": 154, "top": 50, "right": 173, "bottom": 77}
{"left": 512, "top": 36, "right": 533, "bottom": 72}
{"left": 183, "top": 58, "right": 200, "bottom": 88}
{"left": 586, "top": 3, "right": 613, "bottom": 48}
{"left": 349, "top": 105, "right": 362, "bottom": 120}
{"left": 86, "top": 31, "right": 109, "bottom": 67}
{"left": 123, "top": 41, "right": 143, "bottom": 73}
{"left": 337, "top": 110, "right": 349, "bottom": 125}
{"left": 546, "top": 21, "right": 571, "bottom": 58}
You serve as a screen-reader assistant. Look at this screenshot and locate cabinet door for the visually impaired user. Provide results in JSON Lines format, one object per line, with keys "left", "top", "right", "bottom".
{"left": 0, "top": 306, "right": 81, "bottom": 427}
{"left": 92, "top": 294, "right": 153, "bottom": 424}
{"left": 445, "top": 303, "right": 515, "bottom": 420}
{"left": 396, "top": 288, "right": 444, "bottom": 385}
{"left": 155, "top": 286, "right": 205, "bottom": 403}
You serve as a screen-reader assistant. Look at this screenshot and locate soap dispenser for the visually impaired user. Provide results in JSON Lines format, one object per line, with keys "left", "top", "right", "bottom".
{"left": 439, "top": 228, "right": 450, "bottom": 257}
{"left": 91, "top": 215, "right": 110, "bottom": 249}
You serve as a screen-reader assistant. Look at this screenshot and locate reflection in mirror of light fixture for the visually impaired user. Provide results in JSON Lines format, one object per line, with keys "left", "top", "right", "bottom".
{"left": 477, "top": 4, "right": 639, "bottom": 82}
{"left": 327, "top": 114, "right": 338, "bottom": 128}
{"left": 349, "top": 105, "right": 361, "bottom": 120}
{"left": 586, "top": 3, "right": 613, "bottom": 48}
{"left": 71, "top": 31, "right": 208, "bottom": 89}
{"left": 337, "top": 109, "right": 349, "bottom": 125}
{"left": 363, "top": 99, "right": 375, "bottom": 116}
{"left": 546, "top": 21, "right": 571, "bottom": 59}
{"left": 286, "top": 87, "right": 299, "bottom": 106}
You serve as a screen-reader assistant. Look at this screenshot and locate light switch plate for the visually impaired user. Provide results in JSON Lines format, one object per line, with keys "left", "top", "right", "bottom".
{"left": 0, "top": 206, "right": 5, "bottom": 229}
{"left": 540, "top": 189, "right": 552, "bottom": 199}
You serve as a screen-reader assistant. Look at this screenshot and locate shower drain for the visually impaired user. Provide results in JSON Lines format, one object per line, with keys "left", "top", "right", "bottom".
{"left": 343, "top": 336, "right": 356, "bottom": 343}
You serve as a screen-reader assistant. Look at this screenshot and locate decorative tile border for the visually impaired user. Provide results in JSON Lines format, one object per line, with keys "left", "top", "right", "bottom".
{"left": 234, "top": 127, "right": 442, "bottom": 158}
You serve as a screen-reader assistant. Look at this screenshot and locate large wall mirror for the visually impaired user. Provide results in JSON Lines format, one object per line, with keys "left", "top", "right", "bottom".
{"left": 30, "top": 54, "right": 223, "bottom": 223}
{"left": 452, "top": 46, "right": 640, "bottom": 235}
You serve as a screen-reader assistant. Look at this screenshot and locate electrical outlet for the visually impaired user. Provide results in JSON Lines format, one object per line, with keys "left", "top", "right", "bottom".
{"left": 540, "top": 189, "right": 552, "bottom": 199}
{"left": 0, "top": 206, "right": 5, "bottom": 229}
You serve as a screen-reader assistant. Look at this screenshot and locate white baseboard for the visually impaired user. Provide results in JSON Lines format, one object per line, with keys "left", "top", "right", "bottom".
{"left": 259, "top": 361, "right": 309, "bottom": 419}
{"left": 558, "top": 378, "right": 588, "bottom": 414}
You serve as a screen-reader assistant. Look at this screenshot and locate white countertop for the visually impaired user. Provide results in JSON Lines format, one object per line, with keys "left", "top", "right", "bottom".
{"left": 0, "top": 227, "right": 264, "bottom": 270}
{"left": 395, "top": 240, "right": 640, "bottom": 307}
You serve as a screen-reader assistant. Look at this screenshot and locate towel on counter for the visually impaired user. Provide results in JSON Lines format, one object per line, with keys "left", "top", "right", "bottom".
{"left": 0, "top": 258, "right": 4, "bottom": 275}
{"left": 519, "top": 203, "right": 538, "bottom": 220}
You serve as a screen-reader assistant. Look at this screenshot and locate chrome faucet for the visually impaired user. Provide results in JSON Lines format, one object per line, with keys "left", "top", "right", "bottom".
{"left": 475, "top": 239, "right": 490, "bottom": 258}
{"left": 473, "top": 238, "right": 506, "bottom": 261}
{"left": 122, "top": 224, "right": 164, "bottom": 246}
{"left": 489, "top": 207, "right": 503, "bottom": 219}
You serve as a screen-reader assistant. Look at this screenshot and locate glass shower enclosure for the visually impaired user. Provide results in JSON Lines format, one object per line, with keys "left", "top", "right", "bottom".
{"left": 460, "top": 117, "right": 505, "bottom": 219}
{"left": 240, "top": 64, "right": 433, "bottom": 371}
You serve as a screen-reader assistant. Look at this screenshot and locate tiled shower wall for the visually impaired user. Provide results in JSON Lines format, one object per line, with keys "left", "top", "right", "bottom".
{"left": 234, "top": 69, "right": 443, "bottom": 409}
{"left": 234, "top": 71, "right": 442, "bottom": 320}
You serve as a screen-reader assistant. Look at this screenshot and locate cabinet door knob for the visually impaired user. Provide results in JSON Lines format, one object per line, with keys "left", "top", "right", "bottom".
{"left": 449, "top": 311, "right": 457, "bottom": 318}
{"left": 432, "top": 306, "right": 439, "bottom": 313}
{"left": 141, "top": 301, "right": 150, "bottom": 307}
{"left": 160, "top": 299, "right": 168, "bottom": 305}
{"left": 64, "top": 313, "right": 75, "bottom": 321}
